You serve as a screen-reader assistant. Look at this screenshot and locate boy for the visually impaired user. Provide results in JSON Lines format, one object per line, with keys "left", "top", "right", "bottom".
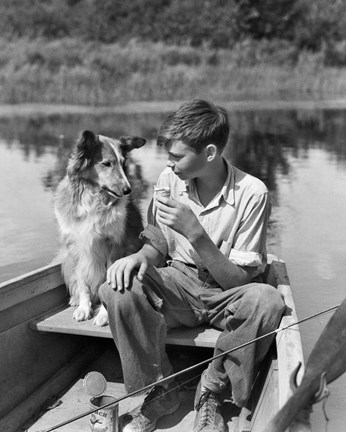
{"left": 99, "top": 99, "right": 285, "bottom": 432}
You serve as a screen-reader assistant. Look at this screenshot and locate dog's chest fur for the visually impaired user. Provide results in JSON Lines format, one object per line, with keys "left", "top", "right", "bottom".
{"left": 55, "top": 179, "right": 128, "bottom": 247}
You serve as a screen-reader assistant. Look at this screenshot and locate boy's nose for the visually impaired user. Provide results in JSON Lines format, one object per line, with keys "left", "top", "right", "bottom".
{"left": 167, "top": 160, "right": 174, "bottom": 168}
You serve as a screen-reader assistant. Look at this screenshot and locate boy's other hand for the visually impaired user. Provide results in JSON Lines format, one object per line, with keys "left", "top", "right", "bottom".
{"left": 106, "top": 253, "right": 148, "bottom": 291}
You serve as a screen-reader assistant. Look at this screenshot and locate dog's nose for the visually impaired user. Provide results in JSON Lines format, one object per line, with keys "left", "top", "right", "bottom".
{"left": 123, "top": 186, "right": 132, "bottom": 195}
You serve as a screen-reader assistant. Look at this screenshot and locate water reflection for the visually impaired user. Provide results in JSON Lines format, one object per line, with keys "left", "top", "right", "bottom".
{"left": 0, "top": 112, "right": 165, "bottom": 156}
{"left": 2, "top": 108, "right": 346, "bottom": 195}
{"left": 0, "top": 108, "right": 343, "bottom": 283}
{"left": 1, "top": 107, "right": 346, "bottom": 432}
{"left": 2, "top": 107, "right": 346, "bottom": 264}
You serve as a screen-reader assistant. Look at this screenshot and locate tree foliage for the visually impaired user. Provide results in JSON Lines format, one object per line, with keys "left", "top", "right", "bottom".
{"left": 0, "top": 0, "right": 344, "bottom": 51}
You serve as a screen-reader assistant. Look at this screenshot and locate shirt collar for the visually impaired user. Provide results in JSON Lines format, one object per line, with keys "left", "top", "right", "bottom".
{"left": 177, "top": 180, "right": 189, "bottom": 195}
{"left": 220, "top": 159, "right": 235, "bottom": 206}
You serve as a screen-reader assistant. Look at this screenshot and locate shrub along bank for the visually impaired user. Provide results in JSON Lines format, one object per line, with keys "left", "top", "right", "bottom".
{"left": 1, "top": 0, "right": 346, "bottom": 104}
{"left": 1, "top": 37, "right": 346, "bottom": 105}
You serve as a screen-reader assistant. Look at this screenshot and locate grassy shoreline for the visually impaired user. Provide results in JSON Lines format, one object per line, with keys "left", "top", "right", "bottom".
{"left": 2, "top": 38, "right": 346, "bottom": 106}
{"left": 3, "top": 98, "right": 346, "bottom": 119}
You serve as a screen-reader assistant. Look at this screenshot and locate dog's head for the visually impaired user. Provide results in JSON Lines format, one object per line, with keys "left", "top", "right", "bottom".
{"left": 67, "top": 130, "right": 146, "bottom": 203}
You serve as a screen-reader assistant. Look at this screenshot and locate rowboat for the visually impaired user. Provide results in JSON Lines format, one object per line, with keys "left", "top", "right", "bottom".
{"left": 0, "top": 254, "right": 310, "bottom": 432}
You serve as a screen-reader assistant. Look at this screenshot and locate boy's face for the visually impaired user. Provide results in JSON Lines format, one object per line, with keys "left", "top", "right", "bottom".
{"left": 164, "top": 140, "right": 207, "bottom": 180}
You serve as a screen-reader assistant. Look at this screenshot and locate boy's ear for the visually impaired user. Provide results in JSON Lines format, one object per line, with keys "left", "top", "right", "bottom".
{"left": 205, "top": 144, "right": 217, "bottom": 161}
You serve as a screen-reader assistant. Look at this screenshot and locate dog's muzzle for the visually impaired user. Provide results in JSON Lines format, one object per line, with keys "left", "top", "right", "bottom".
{"left": 101, "top": 186, "right": 131, "bottom": 199}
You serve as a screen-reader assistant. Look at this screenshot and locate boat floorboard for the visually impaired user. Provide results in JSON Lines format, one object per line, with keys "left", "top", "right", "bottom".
{"left": 25, "top": 381, "right": 242, "bottom": 432}
{"left": 25, "top": 345, "right": 243, "bottom": 432}
{"left": 31, "top": 305, "right": 222, "bottom": 348}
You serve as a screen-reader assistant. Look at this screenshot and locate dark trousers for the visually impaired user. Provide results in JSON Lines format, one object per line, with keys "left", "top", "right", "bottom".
{"left": 99, "top": 261, "right": 285, "bottom": 407}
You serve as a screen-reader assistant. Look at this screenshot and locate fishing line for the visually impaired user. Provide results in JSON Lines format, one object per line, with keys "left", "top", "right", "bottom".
{"left": 38, "top": 303, "right": 339, "bottom": 432}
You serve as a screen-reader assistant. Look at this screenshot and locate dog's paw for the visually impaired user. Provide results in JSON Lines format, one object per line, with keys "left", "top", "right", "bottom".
{"left": 93, "top": 307, "right": 109, "bottom": 327}
{"left": 93, "top": 314, "right": 109, "bottom": 327}
{"left": 73, "top": 306, "right": 92, "bottom": 321}
{"left": 69, "top": 297, "right": 79, "bottom": 308}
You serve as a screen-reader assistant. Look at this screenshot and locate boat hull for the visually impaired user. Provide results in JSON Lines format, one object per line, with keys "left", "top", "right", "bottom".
{"left": 0, "top": 256, "right": 310, "bottom": 432}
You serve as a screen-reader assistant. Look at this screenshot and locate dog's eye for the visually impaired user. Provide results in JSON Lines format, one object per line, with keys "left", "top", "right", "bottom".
{"left": 101, "top": 161, "right": 112, "bottom": 167}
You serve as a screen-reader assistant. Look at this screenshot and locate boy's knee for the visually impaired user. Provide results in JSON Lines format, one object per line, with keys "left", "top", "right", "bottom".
{"left": 246, "top": 283, "right": 285, "bottom": 314}
{"left": 98, "top": 278, "right": 145, "bottom": 314}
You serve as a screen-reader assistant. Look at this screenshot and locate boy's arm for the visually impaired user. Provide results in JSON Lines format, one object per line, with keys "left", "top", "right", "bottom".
{"left": 107, "top": 201, "right": 169, "bottom": 291}
{"left": 187, "top": 229, "right": 257, "bottom": 289}
{"left": 156, "top": 192, "right": 269, "bottom": 290}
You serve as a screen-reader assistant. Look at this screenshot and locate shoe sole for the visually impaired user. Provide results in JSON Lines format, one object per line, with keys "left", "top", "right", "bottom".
{"left": 165, "top": 401, "right": 181, "bottom": 416}
{"left": 123, "top": 402, "right": 181, "bottom": 432}
{"left": 150, "top": 402, "right": 181, "bottom": 432}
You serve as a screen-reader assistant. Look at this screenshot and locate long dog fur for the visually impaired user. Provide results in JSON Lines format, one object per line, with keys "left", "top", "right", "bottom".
{"left": 54, "top": 130, "right": 146, "bottom": 326}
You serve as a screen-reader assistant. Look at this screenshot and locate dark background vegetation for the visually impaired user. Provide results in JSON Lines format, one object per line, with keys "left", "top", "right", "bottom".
{"left": 1, "top": 0, "right": 346, "bottom": 104}
{"left": 1, "top": 0, "right": 346, "bottom": 63}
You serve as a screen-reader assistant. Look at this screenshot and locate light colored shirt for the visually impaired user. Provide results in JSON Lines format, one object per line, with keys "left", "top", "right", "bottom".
{"left": 150, "top": 159, "right": 271, "bottom": 276}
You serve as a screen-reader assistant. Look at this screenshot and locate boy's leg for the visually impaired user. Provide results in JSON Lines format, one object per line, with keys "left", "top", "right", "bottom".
{"left": 194, "top": 283, "right": 285, "bottom": 432}
{"left": 99, "top": 264, "right": 204, "bottom": 432}
{"left": 99, "top": 265, "right": 200, "bottom": 393}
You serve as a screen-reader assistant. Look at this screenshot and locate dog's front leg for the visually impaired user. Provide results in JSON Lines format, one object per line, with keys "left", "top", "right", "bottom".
{"left": 73, "top": 282, "right": 93, "bottom": 321}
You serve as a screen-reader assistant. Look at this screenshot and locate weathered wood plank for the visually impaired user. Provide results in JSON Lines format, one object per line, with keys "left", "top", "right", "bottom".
{"left": 167, "top": 326, "right": 221, "bottom": 347}
{"left": 273, "top": 261, "right": 305, "bottom": 408}
{"left": 0, "top": 348, "right": 99, "bottom": 432}
{"left": 251, "top": 360, "right": 279, "bottom": 432}
{"left": 28, "top": 255, "right": 296, "bottom": 350}
{"left": 0, "top": 286, "right": 66, "bottom": 333}
{"left": 28, "top": 256, "right": 278, "bottom": 348}
{"left": 31, "top": 305, "right": 222, "bottom": 347}
{"left": 0, "top": 263, "right": 64, "bottom": 312}
{"left": 24, "top": 347, "right": 242, "bottom": 432}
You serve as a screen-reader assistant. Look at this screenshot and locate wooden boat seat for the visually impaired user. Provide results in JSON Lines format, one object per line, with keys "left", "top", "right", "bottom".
{"left": 31, "top": 305, "right": 222, "bottom": 348}
{"left": 29, "top": 254, "right": 286, "bottom": 350}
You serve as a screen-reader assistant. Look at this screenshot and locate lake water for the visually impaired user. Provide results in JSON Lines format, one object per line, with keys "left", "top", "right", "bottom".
{"left": 1, "top": 105, "right": 345, "bottom": 431}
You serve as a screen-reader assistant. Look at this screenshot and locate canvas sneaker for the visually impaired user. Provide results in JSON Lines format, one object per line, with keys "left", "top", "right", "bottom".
{"left": 193, "top": 381, "right": 226, "bottom": 432}
{"left": 123, "top": 382, "right": 180, "bottom": 432}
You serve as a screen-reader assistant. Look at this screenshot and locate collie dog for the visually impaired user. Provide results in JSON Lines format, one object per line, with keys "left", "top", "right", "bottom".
{"left": 54, "top": 130, "right": 146, "bottom": 326}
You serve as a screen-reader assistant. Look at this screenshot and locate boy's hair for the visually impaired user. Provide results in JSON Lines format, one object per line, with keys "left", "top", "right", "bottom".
{"left": 157, "top": 99, "right": 229, "bottom": 153}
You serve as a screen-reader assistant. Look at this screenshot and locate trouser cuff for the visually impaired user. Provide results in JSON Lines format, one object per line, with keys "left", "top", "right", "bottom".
{"left": 201, "top": 366, "right": 228, "bottom": 395}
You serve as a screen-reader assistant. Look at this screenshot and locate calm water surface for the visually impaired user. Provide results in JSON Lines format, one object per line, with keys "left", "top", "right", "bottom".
{"left": 1, "top": 107, "right": 345, "bottom": 431}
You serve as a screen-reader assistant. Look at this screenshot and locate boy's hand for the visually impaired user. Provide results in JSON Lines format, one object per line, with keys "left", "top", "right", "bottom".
{"left": 106, "top": 253, "right": 148, "bottom": 291}
{"left": 156, "top": 196, "right": 203, "bottom": 241}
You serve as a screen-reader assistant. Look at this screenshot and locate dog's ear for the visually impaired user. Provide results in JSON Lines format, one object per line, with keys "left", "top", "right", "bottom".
{"left": 120, "top": 136, "right": 146, "bottom": 153}
{"left": 67, "top": 130, "right": 100, "bottom": 177}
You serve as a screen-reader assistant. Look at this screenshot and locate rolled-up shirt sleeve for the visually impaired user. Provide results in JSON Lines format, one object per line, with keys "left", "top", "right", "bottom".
{"left": 139, "top": 224, "right": 168, "bottom": 258}
{"left": 229, "top": 249, "right": 263, "bottom": 267}
{"left": 138, "top": 198, "right": 168, "bottom": 263}
{"left": 221, "top": 192, "right": 271, "bottom": 270}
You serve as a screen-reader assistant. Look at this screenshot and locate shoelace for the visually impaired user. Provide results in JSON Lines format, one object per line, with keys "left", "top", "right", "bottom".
{"left": 195, "top": 391, "right": 218, "bottom": 429}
